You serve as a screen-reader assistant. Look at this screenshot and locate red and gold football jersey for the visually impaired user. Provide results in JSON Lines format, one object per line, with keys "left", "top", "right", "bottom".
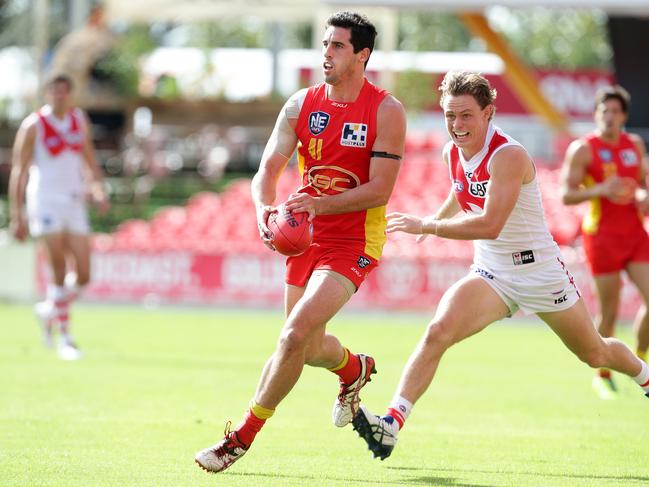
{"left": 582, "top": 132, "right": 643, "bottom": 236}
{"left": 294, "top": 78, "right": 388, "bottom": 260}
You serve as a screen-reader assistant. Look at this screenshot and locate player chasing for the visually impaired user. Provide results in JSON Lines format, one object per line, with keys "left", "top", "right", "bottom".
{"left": 194, "top": 11, "right": 406, "bottom": 473}
{"left": 9, "top": 74, "right": 109, "bottom": 360}
{"left": 561, "top": 85, "right": 649, "bottom": 399}
{"left": 351, "top": 71, "right": 649, "bottom": 461}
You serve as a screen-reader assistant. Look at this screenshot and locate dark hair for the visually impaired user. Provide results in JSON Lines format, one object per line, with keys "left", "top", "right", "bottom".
{"left": 594, "top": 85, "right": 630, "bottom": 114}
{"left": 46, "top": 74, "right": 74, "bottom": 92}
{"left": 439, "top": 71, "right": 497, "bottom": 120}
{"left": 326, "top": 11, "right": 377, "bottom": 68}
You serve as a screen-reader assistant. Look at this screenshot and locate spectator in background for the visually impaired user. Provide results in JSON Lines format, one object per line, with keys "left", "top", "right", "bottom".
{"left": 561, "top": 85, "right": 649, "bottom": 398}
{"left": 9, "top": 74, "right": 109, "bottom": 360}
{"left": 49, "top": 4, "right": 116, "bottom": 106}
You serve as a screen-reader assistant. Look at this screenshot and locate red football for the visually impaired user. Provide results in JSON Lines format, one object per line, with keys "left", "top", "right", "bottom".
{"left": 267, "top": 204, "right": 313, "bottom": 256}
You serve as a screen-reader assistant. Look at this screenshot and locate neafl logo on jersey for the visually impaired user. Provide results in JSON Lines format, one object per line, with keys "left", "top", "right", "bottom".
{"left": 340, "top": 123, "right": 368, "bottom": 148}
{"left": 309, "top": 111, "right": 330, "bottom": 136}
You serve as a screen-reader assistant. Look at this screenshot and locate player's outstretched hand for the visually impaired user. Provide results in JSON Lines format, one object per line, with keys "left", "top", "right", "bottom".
{"left": 256, "top": 204, "right": 276, "bottom": 251}
{"left": 284, "top": 193, "right": 317, "bottom": 222}
{"left": 386, "top": 212, "right": 424, "bottom": 235}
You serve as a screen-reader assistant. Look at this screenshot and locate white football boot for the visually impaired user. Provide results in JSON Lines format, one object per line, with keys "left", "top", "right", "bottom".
{"left": 332, "top": 353, "right": 376, "bottom": 427}
{"left": 34, "top": 301, "right": 55, "bottom": 348}
{"left": 352, "top": 405, "right": 399, "bottom": 460}
{"left": 195, "top": 422, "right": 249, "bottom": 473}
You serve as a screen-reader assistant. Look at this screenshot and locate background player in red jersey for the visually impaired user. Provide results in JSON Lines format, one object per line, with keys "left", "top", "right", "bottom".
{"left": 561, "top": 86, "right": 649, "bottom": 398}
{"left": 350, "top": 72, "right": 649, "bottom": 461}
{"left": 195, "top": 11, "right": 406, "bottom": 473}
{"left": 9, "top": 74, "right": 109, "bottom": 360}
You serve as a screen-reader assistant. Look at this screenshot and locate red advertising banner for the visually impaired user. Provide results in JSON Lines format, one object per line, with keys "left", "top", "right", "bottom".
{"left": 37, "top": 247, "right": 642, "bottom": 320}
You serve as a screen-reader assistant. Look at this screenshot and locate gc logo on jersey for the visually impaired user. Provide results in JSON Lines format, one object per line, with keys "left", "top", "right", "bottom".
{"left": 309, "top": 111, "right": 330, "bottom": 135}
{"left": 453, "top": 179, "right": 464, "bottom": 192}
{"left": 340, "top": 123, "right": 368, "bottom": 148}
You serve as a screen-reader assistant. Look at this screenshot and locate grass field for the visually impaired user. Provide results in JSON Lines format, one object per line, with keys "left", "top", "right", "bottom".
{"left": 1, "top": 302, "right": 648, "bottom": 487}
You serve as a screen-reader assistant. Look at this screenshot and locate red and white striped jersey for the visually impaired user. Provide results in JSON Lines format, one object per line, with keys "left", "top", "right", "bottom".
{"left": 445, "top": 123, "right": 559, "bottom": 271}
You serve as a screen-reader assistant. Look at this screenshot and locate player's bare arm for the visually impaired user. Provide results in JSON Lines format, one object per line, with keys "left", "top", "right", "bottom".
{"left": 251, "top": 90, "right": 302, "bottom": 247}
{"left": 8, "top": 118, "right": 36, "bottom": 241}
{"left": 427, "top": 146, "right": 529, "bottom": 240}
{"left": 80, "top": 112, "right": 110, "bottom": 215}
{"left": 284, "top": 95, "right": 406, "bottom": 219}
{"left": 561, "top": 138, "right": 634, "bottom": 205}
{"left": 386, "top": 147, "right": 460, "bottom": 236}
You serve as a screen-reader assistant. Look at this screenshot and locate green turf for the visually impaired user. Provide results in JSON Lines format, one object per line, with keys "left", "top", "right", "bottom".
{"left": 0, "top": 303, "right": 647, "bottom": 487}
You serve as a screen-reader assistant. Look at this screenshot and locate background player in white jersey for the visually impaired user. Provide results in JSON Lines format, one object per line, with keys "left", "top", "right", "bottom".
{"left": 351, "top": 71, "right": 649, "bottom": 460}
{"left": 9, "top": 74, "right": 109, "bottom": 359}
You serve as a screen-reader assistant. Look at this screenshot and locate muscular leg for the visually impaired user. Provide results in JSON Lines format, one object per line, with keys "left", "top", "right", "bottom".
{"left": 41, "top": 232, "right": 68, "bottom": 286}
{"left": 592, "top": 272, "right": 622, "bottom": 339}
{"left": 395, "top": 276, "right": 511, "bottom": 405}
{"left": 63, "top": 233, "right": 92, "bottom": 287}
{"left": 626, "top": 262, "right": 649, "bottom": 357}
{"left": 254, "top": 271, "right": 352, "bottom": 409}
{"left": 538, "top": 298, "right": 642, "bottom": 377}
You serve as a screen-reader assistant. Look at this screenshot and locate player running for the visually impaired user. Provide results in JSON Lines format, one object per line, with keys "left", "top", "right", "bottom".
{"left": 195, "top": 11, "right": 406, "bottom": 473}
{"left": 561, "top": 85, "right": 649, "bottom": 399}
{"left": 351, "top": 71, "right": 649, "bottom": 461}
{"left": 9, "top": 74, "right": 109, "bottom": 359}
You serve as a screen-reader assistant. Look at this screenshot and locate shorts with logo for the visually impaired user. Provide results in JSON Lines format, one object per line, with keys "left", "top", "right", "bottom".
{"left": 582, "top": 230, "right": 649, "bottom": 275}
{"left": 27, "top": 196, "right": 90, "bottom": 237}
{"left": 471, "top": 255, "right": 581, "bottom": 316}
{"left": 286, "top": 242, "right": 378, "bottom": 290}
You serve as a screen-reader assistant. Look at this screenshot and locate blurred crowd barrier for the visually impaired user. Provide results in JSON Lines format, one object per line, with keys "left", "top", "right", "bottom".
{"left": 28, "top": 132, "right": 644, "bottom": 319}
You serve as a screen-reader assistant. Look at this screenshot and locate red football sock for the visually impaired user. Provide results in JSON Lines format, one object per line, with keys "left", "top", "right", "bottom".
{"left": 234, "top": 410, "right": 266, "bottom": 447}
{"left": 599, "top": 368, "right": 611, "bottom": 379}
{"left": 387, "top": 407, "right": 405, "bottom": 429}
{"left": 329, "top": 348, "right": 361, "bottom": 385}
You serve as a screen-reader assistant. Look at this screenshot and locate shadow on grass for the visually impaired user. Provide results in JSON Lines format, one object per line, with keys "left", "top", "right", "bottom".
{"left": 225, "top": 471, "right": 491, "bottom": 486}
{"left": 388, "top": 465, "right": 649, "bottom": 484}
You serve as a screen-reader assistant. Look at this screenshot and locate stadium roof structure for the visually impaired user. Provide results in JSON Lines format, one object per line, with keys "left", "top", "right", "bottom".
{"left": 101, "top": 0, "right": 649, "bottom": 132}
{"left": 324, "top": 0, "right": 649, "bottom": 16}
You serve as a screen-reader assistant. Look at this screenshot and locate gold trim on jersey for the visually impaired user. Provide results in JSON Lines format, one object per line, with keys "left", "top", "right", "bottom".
{"left": 581, "top": 174, "right": 601, "bottom": 235}
{"left": 364, "top": 205, "right": 387, "bottom": 260}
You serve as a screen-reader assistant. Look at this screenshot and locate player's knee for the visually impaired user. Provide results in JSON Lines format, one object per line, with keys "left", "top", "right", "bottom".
{"left": 278, "top": 327, "right": 309, "bottom": 355}
{"left": 422, "top": 320, "right": 454, "bottom": 352}
{"left": 576, "top": 346, "right": 607, "bottom": 369}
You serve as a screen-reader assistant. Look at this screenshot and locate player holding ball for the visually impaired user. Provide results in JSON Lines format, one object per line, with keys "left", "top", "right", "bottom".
{"left": 195, "top": 11, "right": 406, "bottom": 473}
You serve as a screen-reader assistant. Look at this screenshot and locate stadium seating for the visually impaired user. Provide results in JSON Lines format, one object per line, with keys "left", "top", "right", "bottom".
{"left": 99, "top": 133, "right": 583, "bottom": 255}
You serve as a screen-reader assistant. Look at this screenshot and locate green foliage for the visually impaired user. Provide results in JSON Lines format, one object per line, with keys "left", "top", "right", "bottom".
{"left": 2, "top": 303, "right": 648, "bottom": 486}
{"left": 394, "top": 70, "right": 440, "bottom": 114}
{"left": 91, "top": 26, "right": 157, "bottom": 98}
{"left": 398, "top": 12, "right": 474, "bottom": 52}
{"left": 486, "top": 7, "right": 612, "bottom": 68}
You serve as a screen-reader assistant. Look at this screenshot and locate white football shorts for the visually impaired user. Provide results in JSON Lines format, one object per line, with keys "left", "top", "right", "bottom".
{"left": 27, "top": 196, "right": 90, "bottom": 237}
{"left": 470, "top": 255, "right": 581, "bottom": 316}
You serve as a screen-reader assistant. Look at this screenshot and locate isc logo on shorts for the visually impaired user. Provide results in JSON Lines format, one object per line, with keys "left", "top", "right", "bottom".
{"left": 512, "top": 250, "right": 535, "bottom": 265}
{"left": 340, "top": 123, "right": 367, "bottom": 148}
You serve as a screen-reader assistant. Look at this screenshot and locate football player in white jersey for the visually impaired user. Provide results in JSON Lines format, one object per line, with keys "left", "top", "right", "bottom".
{"left": 9, "top": 74, "right": 109, "bottom": 359}
{"left": 351, "top": 71, "right": 649, "bottom": 461}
